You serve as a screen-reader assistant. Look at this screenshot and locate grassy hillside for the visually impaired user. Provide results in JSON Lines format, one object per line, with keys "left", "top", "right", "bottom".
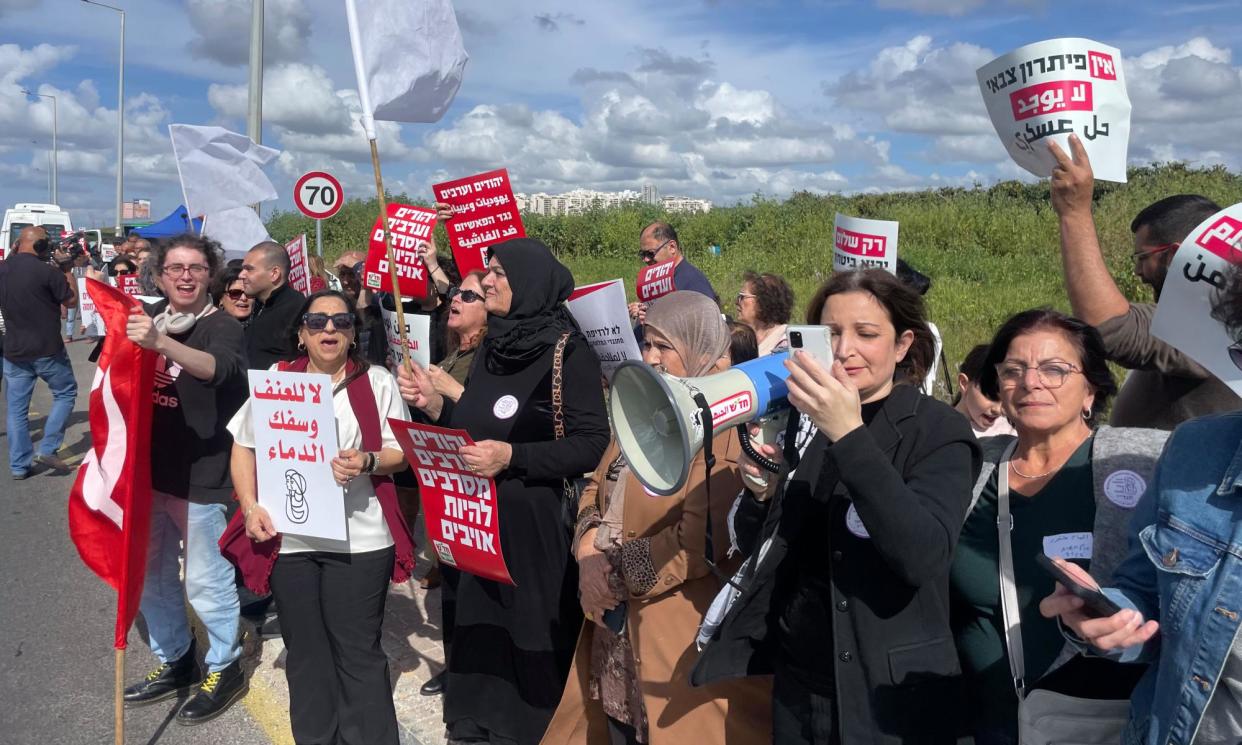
{"left": 267, "top": 163, "right": 1242, "bottom": 385}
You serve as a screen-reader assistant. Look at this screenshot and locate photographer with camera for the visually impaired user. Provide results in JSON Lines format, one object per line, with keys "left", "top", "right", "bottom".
{"left": 0, "top": 226, "right": 78, "bottom": 479}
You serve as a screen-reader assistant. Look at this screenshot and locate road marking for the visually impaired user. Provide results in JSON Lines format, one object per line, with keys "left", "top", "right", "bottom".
{"left": 242, "top": 669, "right": 294, "bottom": 745}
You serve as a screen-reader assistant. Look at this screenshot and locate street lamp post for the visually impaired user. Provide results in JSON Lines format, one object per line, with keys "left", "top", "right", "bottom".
{"left": 21, "top": 90, "right": 57, "bottom": 205}
{"left": 82, "top": 0, "right": 125, "bottom": 235}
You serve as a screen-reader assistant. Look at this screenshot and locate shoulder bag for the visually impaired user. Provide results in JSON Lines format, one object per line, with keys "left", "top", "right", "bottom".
{"left": 996, "top": 440, "right": 1132, "bottom": 744}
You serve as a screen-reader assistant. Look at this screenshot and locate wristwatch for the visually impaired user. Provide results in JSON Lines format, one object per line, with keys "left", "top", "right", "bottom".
{"left": 363, "top": 452, "right": 378, "bottom": 474}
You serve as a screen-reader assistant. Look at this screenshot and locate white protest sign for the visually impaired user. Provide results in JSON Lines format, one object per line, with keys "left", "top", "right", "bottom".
{"left": 977, "top": 38, "right": 1131, "bottom": 183}
{"left": 101, "top": 244, "right": 117, "bottom": 262}
{"left": 77, "top": 277, "right": 105, "bottom": 336}
{"left": 833, "top": 213, "right": 898, "bottom": 274}
{"left": 247, "top": 370, "right": 345, "bottom": 540}
{"left": 381, "top": 308, "right": 431, "bottom": 369}
{"left": 1152, "top": 204, "right": 1242, "bottom": 395}
{"left": 567, "top": 279, "right": 643, "bottom": 379}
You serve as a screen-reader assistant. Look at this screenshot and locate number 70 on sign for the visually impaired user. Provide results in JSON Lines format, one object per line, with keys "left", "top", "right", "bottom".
{"left": 294, "top": 170, "right": 345, "bottom": 258}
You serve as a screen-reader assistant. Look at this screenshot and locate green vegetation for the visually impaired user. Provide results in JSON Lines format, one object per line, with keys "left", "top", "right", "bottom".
{"left": 266, "top": 163, "right": 1242, "bottom": 384}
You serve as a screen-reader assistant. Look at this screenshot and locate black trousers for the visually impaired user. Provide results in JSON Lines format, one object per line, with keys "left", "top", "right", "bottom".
{"left": 269, "top": 547, "right": 398, "bottom": 745}
{"left": 772, "top": 670, "right": 841, "bottom": 745}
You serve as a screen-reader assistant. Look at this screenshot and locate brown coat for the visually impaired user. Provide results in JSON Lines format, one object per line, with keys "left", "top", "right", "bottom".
{"left": 540, "top": 432, "right": 771, "bottom": 745}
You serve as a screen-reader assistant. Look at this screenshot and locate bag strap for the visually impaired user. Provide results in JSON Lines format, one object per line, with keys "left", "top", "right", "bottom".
{"left": 996, "top": 438, "right": 1026, "bottom": 700}
{"left": 552, "top": 333, "right": 569, "bottom": 441}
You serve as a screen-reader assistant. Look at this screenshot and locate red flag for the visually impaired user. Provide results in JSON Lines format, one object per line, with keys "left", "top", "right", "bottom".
{"left": 68, "top": 278, "right": 157, "bottom": 650}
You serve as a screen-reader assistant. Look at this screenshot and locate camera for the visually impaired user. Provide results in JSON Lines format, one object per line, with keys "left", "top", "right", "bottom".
{"left": 789, "top": 331, "right": 803, "bottom": 347}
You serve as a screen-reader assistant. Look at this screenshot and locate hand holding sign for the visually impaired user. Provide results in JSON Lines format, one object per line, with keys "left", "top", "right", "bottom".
{"left": 1049, "top": 134, "right": 1094, "bottom": 218}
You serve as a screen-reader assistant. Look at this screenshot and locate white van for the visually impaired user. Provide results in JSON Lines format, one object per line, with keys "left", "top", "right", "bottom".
{"left": 1, "top": 203, "right": 74, "bottom": 258}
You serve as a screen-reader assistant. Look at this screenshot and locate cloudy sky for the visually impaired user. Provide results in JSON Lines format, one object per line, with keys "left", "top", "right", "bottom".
{"left": 2, "top": 0, "right": 1240, "bottom": 227}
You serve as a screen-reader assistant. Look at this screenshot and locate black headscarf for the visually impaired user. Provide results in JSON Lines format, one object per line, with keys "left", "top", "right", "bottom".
{"left": 483, "top": 238, "right": 580, "bottom": 373}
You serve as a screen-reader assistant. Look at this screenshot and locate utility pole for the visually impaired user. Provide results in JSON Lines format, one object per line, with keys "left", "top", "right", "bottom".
{"left": 81, "top": 0, "right": 125, "bottom": 235}
{"left": 248, "top": 0, "right": 264, "bottom": 216}
{"left": 21, "top": 90, "right": 57, "bottom": 204}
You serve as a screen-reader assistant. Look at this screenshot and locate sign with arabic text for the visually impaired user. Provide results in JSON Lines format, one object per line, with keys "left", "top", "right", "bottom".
{"left": 977, "top": 38, "right": 1131, "bottom": 182}
{"left": 1152, "top": 203, "right": 1242, "bottom": 395}
{"left": 432, "top": 168, "right": 525, "bottom": 276}
{"left": 247, "top": 370, "right": 344, "bottom": 540}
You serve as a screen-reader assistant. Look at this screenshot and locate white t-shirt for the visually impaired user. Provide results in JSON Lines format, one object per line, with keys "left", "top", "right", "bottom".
{"left": 228, "top": 364, "right": 410, "bottom": 555}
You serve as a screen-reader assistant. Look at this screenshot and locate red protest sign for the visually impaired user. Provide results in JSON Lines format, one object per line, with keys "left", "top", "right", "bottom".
{"left": 285, "top": 234, "right": 311, "bottom": 295}
{"left": 118, "top": 275, "right": 141, "bottom": 297}
{"left": 1195, "top": 215, "right": 1242, "bottom": 263}
{"left": 364, "top": 204, "right": 436, "bottom": 300}
{"left": 637, "top": 260, "right": 676, "bottom": 303}
{"left": 1009, "top": 80, "right": 1093, "bottom": 121}
{"left": 432, "top": 168, "right": 525, "bottom": 276}
{"left": 389, "top": 420, "right": 514, "bottom": 585}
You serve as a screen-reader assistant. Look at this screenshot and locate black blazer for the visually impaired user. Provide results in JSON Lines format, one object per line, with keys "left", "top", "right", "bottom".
{"left": 692, "top": 384, "right": 982, "bottom": 745}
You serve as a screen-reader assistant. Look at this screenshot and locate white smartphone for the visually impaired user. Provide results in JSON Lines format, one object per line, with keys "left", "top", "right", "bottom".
{"left": 786, "top": 325, "right": 833, "bottom": 367}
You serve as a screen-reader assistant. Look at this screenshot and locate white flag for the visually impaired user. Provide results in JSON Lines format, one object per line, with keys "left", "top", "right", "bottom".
{"left": 346, "top": 0, "right": 469, "bottom": 139}
{"left": 202, "top": 206, "right": 272, "bottom": 262}
{"left": 169, "top": 124, "right": 280, "bottom": 217}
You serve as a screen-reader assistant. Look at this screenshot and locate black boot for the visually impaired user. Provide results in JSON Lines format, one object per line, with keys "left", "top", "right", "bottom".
{"left": 176, "top": 659, "right": 247, "bottom": 725}
{"left": 420, "top": 671, "right": 446, "bottom": 696}
{"left": 123, "top": 641, "right": 200, "bottom": 707}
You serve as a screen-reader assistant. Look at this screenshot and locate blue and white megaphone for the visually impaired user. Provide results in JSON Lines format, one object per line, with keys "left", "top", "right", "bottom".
{"left": 609, "top": 353, "right": 791, "bottom": 496}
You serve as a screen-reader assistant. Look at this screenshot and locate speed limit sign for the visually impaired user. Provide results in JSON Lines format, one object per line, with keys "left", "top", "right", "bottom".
{"left": 294, "top": 171, "right": 344, "bottom": 220}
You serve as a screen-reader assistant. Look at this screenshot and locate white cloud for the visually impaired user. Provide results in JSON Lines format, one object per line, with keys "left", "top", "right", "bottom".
{"left": 208, "top": 63, "right": 352, "bottom": 136}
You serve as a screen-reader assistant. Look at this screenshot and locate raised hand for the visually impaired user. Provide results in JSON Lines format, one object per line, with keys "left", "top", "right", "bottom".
{"left": 1049, "top": 133, "right": 1094, "bottom": 218}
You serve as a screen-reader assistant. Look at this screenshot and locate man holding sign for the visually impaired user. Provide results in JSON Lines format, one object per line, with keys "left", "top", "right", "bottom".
{"left": 628, "top": 222, "right": 717, "bottom": 329}
{"left": 1049, "top": 134, "right": 1238, "bottom": 429}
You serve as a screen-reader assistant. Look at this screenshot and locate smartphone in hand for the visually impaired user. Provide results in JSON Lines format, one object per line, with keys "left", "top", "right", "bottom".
{"left": 786, "top": 325, "right": 833, "bottom": 368}
{"left": 1034, "top": 553, "right": 1123, "bottom": 619}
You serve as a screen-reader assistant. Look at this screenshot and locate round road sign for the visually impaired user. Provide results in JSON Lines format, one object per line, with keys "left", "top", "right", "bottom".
{"left": 294, "top": 171, "right": 344, "bottom": 220}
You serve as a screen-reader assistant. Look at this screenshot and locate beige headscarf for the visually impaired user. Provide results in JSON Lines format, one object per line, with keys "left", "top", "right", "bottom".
{"left": 643, "top": 291, "right": 729, "bottom": 377}
{"left": 593, "top": 292, "right": 729, "bottom": 551}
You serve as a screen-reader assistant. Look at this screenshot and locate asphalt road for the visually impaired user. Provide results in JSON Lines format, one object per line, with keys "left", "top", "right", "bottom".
{"left": 0, "top": 340, "right": 276, "bottom": 745}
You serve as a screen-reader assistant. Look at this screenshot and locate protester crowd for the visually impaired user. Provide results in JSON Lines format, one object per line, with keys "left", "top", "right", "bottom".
{"left": 3, "top": 134, "right": 1242, "bottom": 745}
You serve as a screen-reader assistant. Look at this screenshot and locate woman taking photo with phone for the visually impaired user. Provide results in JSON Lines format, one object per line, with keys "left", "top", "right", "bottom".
{"left": 692, "top": 268, "right": 981, "bottom": 745}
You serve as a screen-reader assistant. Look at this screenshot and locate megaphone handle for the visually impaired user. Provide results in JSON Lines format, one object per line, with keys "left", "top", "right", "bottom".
{"left": 738, "top": 424, "right": 782, "bottom": 474}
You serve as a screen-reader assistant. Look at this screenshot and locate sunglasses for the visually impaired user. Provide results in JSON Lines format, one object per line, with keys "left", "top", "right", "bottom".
{"left": 637, "top": 238, "right": 673, "bottom": 263}
{"left": 225, "top": 289, "right": 247, "bottom": 301}
{"left": 302, "top": 312, "right": 356, "bottom": 331}
{"left": 447, "top": 286, "right": 483, "bottom": 303}
{"left": 1131, "top": 242, "right": 1179, "bottom": 262}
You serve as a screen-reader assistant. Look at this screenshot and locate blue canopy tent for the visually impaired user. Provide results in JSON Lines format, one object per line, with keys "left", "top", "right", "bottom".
{"left": 131, "top": 205, "right": 202, "bottom": 238}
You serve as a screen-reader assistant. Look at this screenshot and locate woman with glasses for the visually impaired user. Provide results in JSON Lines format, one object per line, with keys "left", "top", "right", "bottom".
{"left": 210, "top": 266, "right": 253, "bottom": 326}
{"left": 950, "top": 309, "right": 1166, "bottom": 745}
{"left": 120, "top": 234, "right": 251, "bottom": 724}
{"left": 426, "top": 270, "right": 488, "bottom": 404}
{"left": 226, "top": 289, "right": 413, "bottom": 745}
{"left": 734, "top": 270, "right": 794, "bottom": 356}
{"left": 397, "top": 238, "right": 610, "bottom": 745}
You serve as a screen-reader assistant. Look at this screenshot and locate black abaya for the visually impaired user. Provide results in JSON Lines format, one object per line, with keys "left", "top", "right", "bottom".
{"left": 440, "top": 333, "right": 609, "bottom": 745}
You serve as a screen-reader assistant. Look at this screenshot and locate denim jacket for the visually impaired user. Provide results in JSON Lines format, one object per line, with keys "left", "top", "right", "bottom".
{"left": 1077, "top": 411, "right": 1242, "bottom": 745}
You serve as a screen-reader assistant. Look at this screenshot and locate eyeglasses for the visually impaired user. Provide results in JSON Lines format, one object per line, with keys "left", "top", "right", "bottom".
{"left": 995, "top": 362, "right": 1083, "bottom": 389}
{"left": 638, "top": 239, "right": 673, "bottom": 262}
{"left": 736, "top": 292, "right": 756, "bottom": 302}
{"left": 302, "top": 312, "right": 356, "bottom": 331}
{"left": 447, "top": 286, "right": 483, "bottom": 303}
{"left": 162, "top": 263, "right": 210, "bottom": 277}
{"left": 225, "top": 289, "right": 247, "bottom": 301}
{"left": 1131, "top": 242, "right": 1179, "bottom": 262}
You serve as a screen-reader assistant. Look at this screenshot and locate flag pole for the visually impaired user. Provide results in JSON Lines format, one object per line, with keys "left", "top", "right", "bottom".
{"left": 114, "top": 648, "right": 124, "bottom": 744}
{"left": 346, "top": 0, "right": 412, "bottom": 369}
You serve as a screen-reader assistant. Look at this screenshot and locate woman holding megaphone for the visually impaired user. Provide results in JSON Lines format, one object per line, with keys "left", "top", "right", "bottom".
{"left": 542, "top": 291, "right": 771, "bottom": 745}
{"left": 690, "top": 269, "right": 982, "bottom": 745}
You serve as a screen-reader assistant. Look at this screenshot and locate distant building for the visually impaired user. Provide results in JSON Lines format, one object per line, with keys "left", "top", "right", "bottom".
{"left": 515, "top": 187, "right": 711, "bottom": 216}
